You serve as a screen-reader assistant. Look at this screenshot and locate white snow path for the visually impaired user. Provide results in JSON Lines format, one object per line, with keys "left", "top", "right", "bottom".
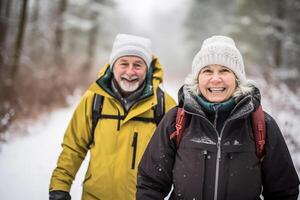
{"left": 0, "top": 101, "right": 89, "bottom": 200}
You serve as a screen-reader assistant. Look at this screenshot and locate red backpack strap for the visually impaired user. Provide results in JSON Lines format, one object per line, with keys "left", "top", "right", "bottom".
{"left": 170, "top": 107, "right": 187, "bottom": 147}
{"left": 251, "top": 105, "right": 266, "bottom": 161}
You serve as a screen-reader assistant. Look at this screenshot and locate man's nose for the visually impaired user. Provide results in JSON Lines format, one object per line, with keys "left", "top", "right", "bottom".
{"left": 125, "top": 64, "right": 136, "bottom": 75}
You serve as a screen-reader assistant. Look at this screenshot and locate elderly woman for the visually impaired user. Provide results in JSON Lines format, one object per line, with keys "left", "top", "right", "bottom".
{"left": 136, "top": 35, "right": 299, "bottom": 200}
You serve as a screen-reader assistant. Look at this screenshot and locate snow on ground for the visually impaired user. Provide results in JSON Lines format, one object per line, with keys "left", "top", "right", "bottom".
{"left": 0, "top": 95, "right": 89, "bottom": 200}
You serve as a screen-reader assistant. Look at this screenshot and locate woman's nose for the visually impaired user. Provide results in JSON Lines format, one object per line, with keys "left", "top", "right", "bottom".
{"left": 210, "top": 74, "right": 222, "bottom": 82}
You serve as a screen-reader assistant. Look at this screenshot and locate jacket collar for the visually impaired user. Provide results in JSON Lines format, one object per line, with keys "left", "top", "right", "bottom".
{"left": 180, "top": 85, "right": 260, "bottom": 120}
{"left": 111, "top": 78, "right": 146, "bottom": 112}
{"left": 195, "top": 95, "right": 236, "bottom": 113}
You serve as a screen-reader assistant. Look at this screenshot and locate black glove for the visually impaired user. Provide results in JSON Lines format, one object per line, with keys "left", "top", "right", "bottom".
{"left": 49, "top": 190, "right": 71, "bottom": 200}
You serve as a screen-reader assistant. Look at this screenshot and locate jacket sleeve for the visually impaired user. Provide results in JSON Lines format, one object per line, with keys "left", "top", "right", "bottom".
{"left": 49, "top": 91, "right": 93, "bottom": 192}
{"left": 261, "top": 113, "right": 300, "bottom": 200}
{"left": 136, "top": 107, "right": 178, "bottom": 200}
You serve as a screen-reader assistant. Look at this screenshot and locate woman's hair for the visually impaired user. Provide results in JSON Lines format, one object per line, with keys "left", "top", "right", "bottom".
{"left": 184, "top": 72, "right": 257, "bottom": 100}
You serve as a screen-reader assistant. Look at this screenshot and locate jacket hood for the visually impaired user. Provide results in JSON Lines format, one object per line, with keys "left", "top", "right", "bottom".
{"left": 88, "top": 55, "right": 164, "bottom": 99}
{"left": 179, "top": 84, "right": 261, "bottom": 118}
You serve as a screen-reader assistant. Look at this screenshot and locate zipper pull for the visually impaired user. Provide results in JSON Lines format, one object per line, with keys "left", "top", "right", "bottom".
{"left": 117, "top": 109, "right": 121, "bottom": 131}
{"left": 217, "top": 137, "right": 221, "bottom": 162}
{"left": 132, "top": 132, "right": 138, "bottom": 147}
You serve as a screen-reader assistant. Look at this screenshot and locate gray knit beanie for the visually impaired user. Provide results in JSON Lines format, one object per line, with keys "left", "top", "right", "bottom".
{"left": 192, "top": 35, "right": 246, "bottom": 83}
{"left": 109, "top": 34, "right": 152, "bottom": 70}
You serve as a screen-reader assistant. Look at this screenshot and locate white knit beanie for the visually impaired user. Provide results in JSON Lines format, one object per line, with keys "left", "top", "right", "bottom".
{"left": 192, "top": 35, "right": 246, "bottom": 83}
{"left": 109, "top": 33, "right": 152, "bottom": 70}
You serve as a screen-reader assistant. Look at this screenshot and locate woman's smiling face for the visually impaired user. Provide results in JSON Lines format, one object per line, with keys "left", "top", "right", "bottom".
{"left": 198, "top": 64, "right": 237, "bottom": 103}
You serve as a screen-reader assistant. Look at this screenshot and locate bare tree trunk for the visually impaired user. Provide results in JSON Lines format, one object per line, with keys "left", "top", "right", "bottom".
{"left": 5, "top": 0, "right": 12, "bottom": 17}
{"left": 0, "top": 0, "right": 7, "bottom": 92}
{"left": 273, "top": 0, "right": 285, "bottom": 68}
{"left": 0, "top": 0, "right": 11, "bottom": 78}
{"left": 0, "top": 0, "right": 7, "bottom": 70}
{"left": 29, "top": 0, "right": 42, "bottom": 64}
{"left": 0, "top": 0, "right": 16, "bottom": 134}
{"left": 54, "top": 0, "right": 68, "bottom": 68}
{"left": 32, "top": 0, "right": 40, "bottom": 22}
{"left": 82, "top": 12, "right": 99, "bottom": 71}
{"left": 11, "top": 0, "right": 28, "bottom": 80}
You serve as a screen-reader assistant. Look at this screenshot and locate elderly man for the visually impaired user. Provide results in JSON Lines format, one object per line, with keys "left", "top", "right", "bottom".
{"left": 49, "top": 34, "right": 176, "bottom": 200}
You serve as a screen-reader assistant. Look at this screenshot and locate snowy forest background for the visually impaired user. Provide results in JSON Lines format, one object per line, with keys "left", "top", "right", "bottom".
{"left": 0, "top": 0, "right": 300, "bottom": 199}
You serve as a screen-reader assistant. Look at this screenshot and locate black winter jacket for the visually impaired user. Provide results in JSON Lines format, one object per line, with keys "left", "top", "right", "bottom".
{"left": 137, "top": 86, "right": 299, "bottom": 200}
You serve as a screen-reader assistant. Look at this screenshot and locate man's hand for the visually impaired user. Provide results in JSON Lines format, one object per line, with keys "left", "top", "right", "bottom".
{"left": 49, "top": 190, "right": 71, "bottom": 200}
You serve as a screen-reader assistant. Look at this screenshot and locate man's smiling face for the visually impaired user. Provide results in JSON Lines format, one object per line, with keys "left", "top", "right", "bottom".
{"left": 113, "top": 56, "right": 147, "bottom": 95}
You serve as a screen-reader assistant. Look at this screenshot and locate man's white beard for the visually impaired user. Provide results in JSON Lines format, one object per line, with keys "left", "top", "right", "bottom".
{"left": 119, "top": 75, "right": 140, "bottom": 92}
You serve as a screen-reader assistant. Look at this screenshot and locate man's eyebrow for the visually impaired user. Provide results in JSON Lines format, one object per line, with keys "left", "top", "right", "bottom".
{"left": 118, "top": 58, "right": 129, "bottom": 62}
{"left": 134, "top": 60, "right": 144, "bottom": 64}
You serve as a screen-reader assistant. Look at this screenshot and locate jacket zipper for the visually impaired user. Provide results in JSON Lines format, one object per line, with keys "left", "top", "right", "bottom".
{"left": 131, "top": 132, "right": 138, "bottom": 169}
{"left": 214, "top": 136, "right": 221, "bottom": 200}
{"left": 213, "top": 106, "right": 221, "bottom": 200}
{"left": 185, "top": 108, "right": 232, "bottom": 200}
{"left": 184, "top": 99, "right": 254, "bottom": 200}
{"left": 213, "top": 115, "right": 234, "bottom": 200}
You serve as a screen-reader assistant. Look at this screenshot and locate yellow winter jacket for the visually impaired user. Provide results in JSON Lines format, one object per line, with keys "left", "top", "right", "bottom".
{"left": 49, "top": 57, "right": 176, "bottom": 200}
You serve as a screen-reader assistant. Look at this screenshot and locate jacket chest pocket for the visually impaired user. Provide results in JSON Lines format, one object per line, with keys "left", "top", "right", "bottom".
{"left": 129, "top": 124, "right": 156, "bottom": 171}
{"left": 223, "top": 148, "right": 262, "bottom": 199}
{"left": 172, "top": 144, "right": 211, "bottom": 200}
{"left": 131, "top": 132, "right": 138, "bottom": 170}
